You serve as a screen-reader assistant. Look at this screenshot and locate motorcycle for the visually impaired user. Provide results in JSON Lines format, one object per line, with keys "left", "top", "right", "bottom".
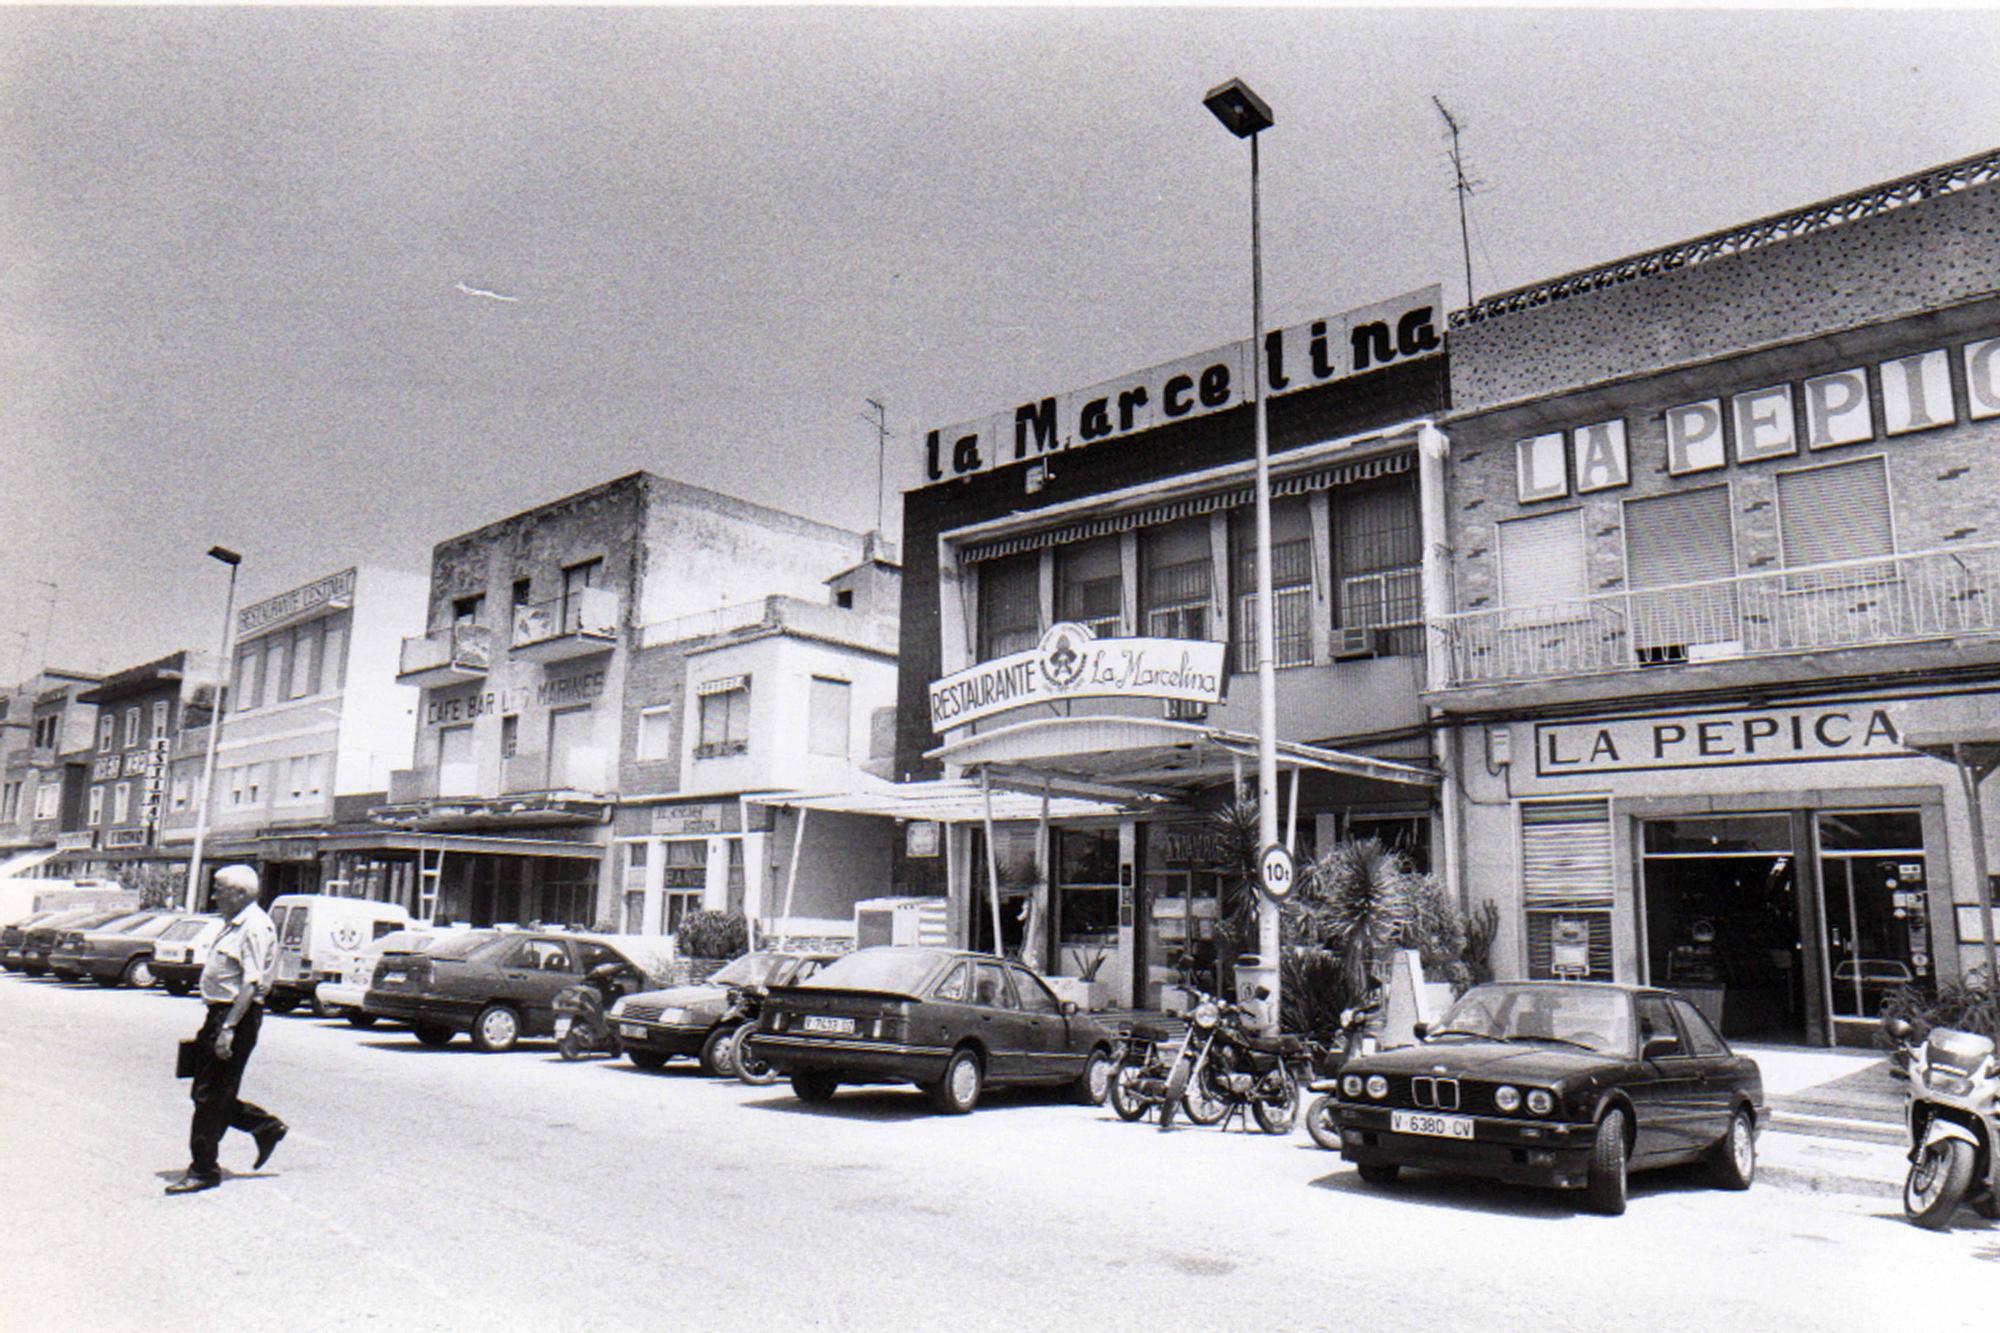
{"left": 554, "top": 961, "right": 642, "bottom": 1061}
{"left": 1107, "top": 1015, "right": 1220, "bottom": 1126}
{"left": 729, "top": 982, "right": 785, "bottom": 1086}
{"left": 1304, "top": 1001, "right": 1384, "bottom": 1152}
{"left": 1183, "top": 989, "right": 1307, "bottom": 1135}
{"left": 1883, "top": 1015, "right": 2000, "bottom": 1229}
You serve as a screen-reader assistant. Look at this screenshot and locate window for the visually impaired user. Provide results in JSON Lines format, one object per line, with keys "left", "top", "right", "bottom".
{"left": 512, "top": 938, "right": 573, "bottom": 973}
{"left": 452, "top": 594, "right": 485, "bottom": 626}
{"left": 151, "top": 700, "right": 170, "bottom": 740}
{"left": 288, "top": 620, "right": 323, "bottom": 699}
{"left": 1, "top": 781, "right": 18, "bottom": 821}
{"left": 501, "top": 713, "right": 520, "bottom": 760}
{"left": 1231, "top": 496, "right": 1314, "bottom": 671}
{"left": 1055, "top": 828, "right": 1121, "bottom": 944}
{"left": 663, "top": 890, "right": 703, "bottom": 936}
{"left": 227, "top": 767, "right": 245, "bottom": 807}
{"left": 1671, "top": 998, "right": 1729, "bottom": 1057}
{"left": 636, "top": 706, "right": 673, "bottom": 762}
{"left": 287, "top": 756, "right": 309, "bottom": 801}
{"left": 547, "top": 706, "right": 595, "bottom": 789}
{"left": 972, "top": 962, "right": 1018, "bottom": 1009}
{"left": 437, "top": 724, "right": 476, "bottom": 797}
{"left": 932, "top": 963, "right": 971, "bottom": 1002}
{"left": 1011, "top": 966, "right": 1061, "bottom": 1014}
{"left": 33, "top": 715, "right": 58, "bottom": 748}
{"left": 1498, "top": 511, "right": 1586, "bottom": 610}
{"left": 512, "top": 577, "right": 533, "bottom": 611}
{"left": 1057, "top": 535, "right": 1123, "bottom": 637}
{"left": 262, "top": 635, "right": 286, "bottom": 709}
{"left": 124, "top": 707, "right": 141, "bottom": 748}
{"left": 319, "top": 616, "right": 347, "bottom": 692}
{"left": 1333, "top": 480, "right": 1423, "bottom": 654}
{"left": 88, "top": 786, "right": 104, "bottom": 825}
{"left": 1634, "top": 995, "right": 1680, "bottom": 1054}
{"left": 245, "top": 763, "right": 263, "bottom": 803}
{"left": 808, "top": 677, "right": 850, "bottom": 758}
{"left": 1624, "top": 486, "right": 1739, "bottom": 663}
{"left": 561, "top": 559, "right": 603, "bottom": 633}
{"left": 835, "top": 589, "right": 854, "bottom": 609}
{"left": 33, "top": 780, "right": 58, "bottom": 821}
{"left": 170, "top": 771, "right": 191, "bottom": 812}
{"left": 696, "top": 680, "right": 750, "bottom": 758}
{"left": 112, "top": 782, "right": 131, "bottom": 823}
{"left": 977, "top": 551, "right": 1041, "bottom": 659}
{"left": 1777, "top": 456, "right": 1894, "bottom": 574}
{"left": 623, "top": 840, "right": 649, "bottom": 888}
{"left": 1141, "top": 518, "right": 1213, "bottom": 640}
{"left": 98, "top": 714, "right": 114, "bottom": 750}
{"left": 231, "top": 647, "right": 254, "bottom": 713}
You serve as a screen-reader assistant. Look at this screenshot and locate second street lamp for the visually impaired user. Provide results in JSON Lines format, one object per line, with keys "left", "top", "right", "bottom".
{"left": 1204, "top": 77, "right": 1285, "bottom": 1034}
{"left": 184, "top": 544, "right": 242, "bottom": 912}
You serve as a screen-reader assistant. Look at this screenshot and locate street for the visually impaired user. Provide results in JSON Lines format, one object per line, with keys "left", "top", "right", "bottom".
{"left": 2, "top": 976, "right": 1994, "bottom": 1333}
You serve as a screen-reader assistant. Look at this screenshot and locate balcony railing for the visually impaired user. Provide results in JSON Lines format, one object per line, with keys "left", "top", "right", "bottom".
{"left": 512, "top": 587, "right": 620, "bottom": 662}
{"left": 1432, "top": 543, "right": 2000, "bottom": 688}
{"left": 397, "top": 624, "right": 493, "bottom": 687}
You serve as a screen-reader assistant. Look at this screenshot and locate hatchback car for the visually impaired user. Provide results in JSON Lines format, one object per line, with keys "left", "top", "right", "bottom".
{"left": 1332, "top": 981, "right": 1765, "bottom": 1215}
{"left": 362, "top": 929, "right": 651, "bottom": 1052}
{"left": 612, "top": 950, "right": 837, "bottom": 1075}
{"left": 151, "top": 915, "right": 226, "bottom": 996}
{"left": 755, "top": 946, "right": 1118, "bottom": 1114}
{"left": 49, "top": 911, "right": 183, "bottom": 987}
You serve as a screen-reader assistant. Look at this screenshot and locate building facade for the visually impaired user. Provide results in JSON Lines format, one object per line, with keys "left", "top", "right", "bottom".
{"left": 0, "top": 668, "right": 100, "bottom": 867}
{"left": 1429, "top": 147, "right": 2000, "bottom": 1046}
{"left": 897, "top": 288, "right": 1451, "bottom": 1008}
{"left": 376, "top": 472, "right": 877, "bottom": 930}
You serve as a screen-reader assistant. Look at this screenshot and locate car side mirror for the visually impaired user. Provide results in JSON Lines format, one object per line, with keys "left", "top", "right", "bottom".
{"left": 1411, "top": 1021, "right": 1429, "bottom": 1041}
{"left": 1642, "top": 1035, "right": 1680, "bottom": 1061}
{"left": 1060, "top": 1000, "right": 1079, "bottom": 1017}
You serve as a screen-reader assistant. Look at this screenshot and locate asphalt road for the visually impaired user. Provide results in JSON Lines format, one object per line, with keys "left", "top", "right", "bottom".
{"left": 2, "top": 974, "right": 1995, "bottom": 1333}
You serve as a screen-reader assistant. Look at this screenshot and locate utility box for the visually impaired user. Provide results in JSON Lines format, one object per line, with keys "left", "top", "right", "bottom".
{"left": 854, "top": 896, "right": 949, "bottom": 949}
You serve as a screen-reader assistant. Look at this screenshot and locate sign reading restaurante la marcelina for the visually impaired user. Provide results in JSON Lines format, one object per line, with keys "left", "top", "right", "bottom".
{"left": 929, "top": 622, "right": 1228, "bottom": 733}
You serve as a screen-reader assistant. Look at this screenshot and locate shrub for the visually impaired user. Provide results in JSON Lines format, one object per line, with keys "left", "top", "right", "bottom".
{"left": 675, "top": 909, "right": 748, "bottom": 961}
{"left": 1281, "top": 946, "right": 1364, "bottom": 1040}
{"left": 1879, "top": 980, "right": 1999, "bottom": 1045}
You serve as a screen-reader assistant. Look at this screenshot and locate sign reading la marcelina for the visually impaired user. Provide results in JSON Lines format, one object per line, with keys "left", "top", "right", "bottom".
{"left": 929, "top": 623, "right": 1227, "bottom": 733}
{"left": 918, "top": 287, "right": 1442, "bottom": 487}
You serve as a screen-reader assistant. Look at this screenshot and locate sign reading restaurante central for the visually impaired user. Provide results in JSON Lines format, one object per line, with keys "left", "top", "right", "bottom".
{"left": 929, "top": 623, "right": 1228, "bottom": 733}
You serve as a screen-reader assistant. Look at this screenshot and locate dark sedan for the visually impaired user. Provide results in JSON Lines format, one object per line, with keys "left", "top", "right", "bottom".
{"left": 362, "top": 929, "right": 650, "bottom": 1052}
{"left": 612, "top": 950, "right": 837, "bottom": 1075}
{"left": 755, "top": 946, "right": 1118, "bottom": 1114}
{"left": 15, "top": 909, "right": 145, "bottom": 978}
{"left": 49, "top": 911, "right": 181, "bottom": 986}
{"left": 1333, "top": 981, "right": 1764, "bottom": 1215}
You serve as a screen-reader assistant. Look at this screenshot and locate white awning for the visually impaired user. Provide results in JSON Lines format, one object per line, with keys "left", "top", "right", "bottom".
{"left": 744, "top": 772, "right": 1146, "bottom": 824}
{"left": 0, "top": 848, "right": 59, "bottom": 878}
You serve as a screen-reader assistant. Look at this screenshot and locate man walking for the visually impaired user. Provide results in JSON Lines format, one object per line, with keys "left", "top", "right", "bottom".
{"left": 166, "top": 864, "right": 288, "bottom": 1195}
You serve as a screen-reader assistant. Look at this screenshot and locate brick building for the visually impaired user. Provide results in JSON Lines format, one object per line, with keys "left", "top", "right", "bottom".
{"left": 0, "top": 668, "right": 100, "bottom": 870}
{"left": 1428, "top": 148, "right": 2000, "bottom": 1045}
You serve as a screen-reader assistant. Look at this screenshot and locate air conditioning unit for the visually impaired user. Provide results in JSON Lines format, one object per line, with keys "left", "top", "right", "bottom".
{"left": 1333, "top": 626, "right": 1384, "bottom": 661}
{"left": 854, "top": 896, "right": 949, "bottom": 949}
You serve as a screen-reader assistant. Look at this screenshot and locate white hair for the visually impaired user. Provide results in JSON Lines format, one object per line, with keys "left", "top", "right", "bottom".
{"left": 213, "top": 864, "right": 260, "bottom": 893}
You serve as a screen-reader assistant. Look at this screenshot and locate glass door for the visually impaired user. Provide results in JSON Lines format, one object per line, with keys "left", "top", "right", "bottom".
{"left": 1817, "top": 810, "right": 1928, "bottom": 1025}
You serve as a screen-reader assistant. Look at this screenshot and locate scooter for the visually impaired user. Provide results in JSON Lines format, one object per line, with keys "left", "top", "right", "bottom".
{"left": 729, "top": 981, "right": 784, "bottom": 1086}
{"left": 1883, "top": 1015, "right": 2000, "bottom": 1229}
{"left": 1304, "top": 1002, "right": 1383, "bottom": 1152}
{"left": 554, "top": 961, "right": 642, "bottom": 1061}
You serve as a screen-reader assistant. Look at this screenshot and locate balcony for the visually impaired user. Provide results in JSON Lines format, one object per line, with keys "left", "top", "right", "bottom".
{"left": 397, "top": 624, "right": 494, "bottom": 687}
{"left": 1432, "top": 542, "right": 2000, "bottom": 689}
{"left": 512, "top": 588, "right": 620, "bottom": 663}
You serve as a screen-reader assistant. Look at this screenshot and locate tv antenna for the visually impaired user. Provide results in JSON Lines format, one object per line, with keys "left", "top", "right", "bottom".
{"left": 1432, "top": 96, "right": 1481, "bottom": 309}
{"left": 862, "top": 398, "right": 891, "bottom": 534}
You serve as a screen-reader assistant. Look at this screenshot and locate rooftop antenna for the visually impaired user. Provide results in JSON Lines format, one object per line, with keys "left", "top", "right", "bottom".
{"left": 1432, "top": 95, "right": 1480, "bottom": 308}
{"left": 34, "top": 581, "right": 57, "bottom": 676}
{"left": 862, "top": 398, "right": 890, "bottom": 533}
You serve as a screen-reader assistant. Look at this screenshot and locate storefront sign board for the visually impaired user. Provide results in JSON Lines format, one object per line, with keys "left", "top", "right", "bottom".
{"left": 652, "top": 802, "right": 735, "bottom": 836}
{"left": 1535, "top": 703, "right": 1906, "bottom": 776}
{"left": 929, "top": 623, "right": 1227, "bottom": 733}
{"left": 905, "top": 820, "right": 940, "bottom": 858}
{"left": 239, "top": 568, "right": 357, "bottom": 635}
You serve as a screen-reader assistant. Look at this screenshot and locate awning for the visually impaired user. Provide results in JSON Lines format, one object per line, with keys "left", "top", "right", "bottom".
{"left": 924, "top": 716, "right": 1438, "bottom": 798}
{"left": 0, "top": 848, "right": 59, "bottom": 878}
{"left": 744, "top": 772, "right": 1144, "bottom": 824}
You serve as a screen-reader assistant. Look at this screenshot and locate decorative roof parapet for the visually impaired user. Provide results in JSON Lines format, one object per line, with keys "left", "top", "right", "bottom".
{"left": 1449, "top": 146, "right": 2000, "bottom": 329}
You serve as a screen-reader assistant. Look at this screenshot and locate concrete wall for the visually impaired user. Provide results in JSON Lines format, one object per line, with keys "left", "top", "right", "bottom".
{"left": 636, "top": 477, "right": 866, "bottom": 627}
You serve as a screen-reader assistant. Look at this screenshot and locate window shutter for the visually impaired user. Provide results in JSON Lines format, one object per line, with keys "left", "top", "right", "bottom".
{"left": 1498, "top": 512, "right": 1585, "bottom": 609}
{"left": 1778, "top": 458, "right": 1892, "bottom": 568}
{"left": 1625, "top": 486, "right": 1734, "bottom": 588}
{"left": 1521, "top": 799, "right": 1615, "bottom": 979}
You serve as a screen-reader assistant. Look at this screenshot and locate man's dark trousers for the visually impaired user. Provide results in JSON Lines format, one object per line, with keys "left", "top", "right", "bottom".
{"left": 188, "top": 1002, "right": 281, "bottom": 1180}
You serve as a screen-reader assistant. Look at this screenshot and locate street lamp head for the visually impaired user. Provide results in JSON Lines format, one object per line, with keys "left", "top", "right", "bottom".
{"left": 1203, "top": 78, "right": 1274, "bottom": 138}
{"left": 207, "top": 545, "right": 242, "bottom": 567}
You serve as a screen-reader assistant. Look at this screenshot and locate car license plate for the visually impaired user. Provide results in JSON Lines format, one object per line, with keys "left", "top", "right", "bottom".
{"left": 801, "top": 1015, "right": 855, "bottom": 1035}
{"left": 554, "top": 1017, "right": 572, "bottom": 1038}
{"left": 1391, "top": 1110, "right": 1475, "bottom": 1140}
{"left": 383, "top": 970, "right": 407, "bottom": 985}
{"left": 619, "top": 1022, "right": 647, "bottom": 1040}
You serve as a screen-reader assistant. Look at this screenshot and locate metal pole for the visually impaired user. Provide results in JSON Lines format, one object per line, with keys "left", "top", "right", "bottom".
{"left": 1955, "top": 743, "right": 1999, "bottom": 994}
{"left": 1249, "top": 127, "right": 1283, "bottom": 1034}
{"left": 780, "top": 806, "right": 809, "bottom": 944}
{"left": 980, "top": 766, "right": 1004, "bottom": 956}
{"left": 184, "top": 558, "right": 240, "bottom": 912}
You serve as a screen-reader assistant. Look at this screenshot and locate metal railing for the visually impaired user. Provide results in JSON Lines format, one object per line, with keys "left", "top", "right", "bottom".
{"left": 398, "top": 623, "right": 493, "bottom": 677}
{"left": 513, "top": 586, "right": 620, "bottom": 646}
{"left": 1431, "top": 543, "right": 2000, "bottom": 687}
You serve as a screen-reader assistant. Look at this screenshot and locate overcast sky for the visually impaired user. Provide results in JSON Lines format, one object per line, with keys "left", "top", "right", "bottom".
{"left": 4, "top": 6, "right": 1997, "bottom": 677}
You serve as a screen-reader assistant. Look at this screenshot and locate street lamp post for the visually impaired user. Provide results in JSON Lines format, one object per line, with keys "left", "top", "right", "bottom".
{"left": 184, "top": 545, "right": 242, "bottom": 912}
{"left": 1204, "top": 78, "right": 1284, "bottom": 1034}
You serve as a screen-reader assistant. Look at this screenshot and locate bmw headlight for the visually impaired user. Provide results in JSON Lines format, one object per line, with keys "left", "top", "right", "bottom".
{"left": 1526, "top": 1089, "right": 1555, "bottom": 1116}
{"left": 1342, "top": 1074, "right": 1363, "bottom": 1098}
{"left": 1366, "top": 1075, "right": 1388, "bottom": 1100}
{"left": 1494, "top": 1085, "right": 1522, "bottom": 1113}
{"left": 1192, "top": 1001, "right": 1220, "bottom": 1031}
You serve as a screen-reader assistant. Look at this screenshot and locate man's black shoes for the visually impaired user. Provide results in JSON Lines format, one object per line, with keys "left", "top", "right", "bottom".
{"left": 164, "top": 1173, "right": 220, "bottom": 1195}
{"left": 252, "top": 1121, "right": 288, "bottom": 1170}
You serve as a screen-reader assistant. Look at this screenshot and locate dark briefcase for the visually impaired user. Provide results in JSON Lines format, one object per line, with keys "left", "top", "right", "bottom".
{"left": 176, "top": 1039, "right": 202, "bottom": 1079}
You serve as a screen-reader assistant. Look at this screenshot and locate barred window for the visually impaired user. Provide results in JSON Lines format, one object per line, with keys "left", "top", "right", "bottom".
{"left": 1334, "top": 479, "right": 1423, "bottom": 655}
{"left": 1231, "top": 496, "right": 1313, "bottom": 671}
{"left": 1057, "top": 535, "right": 1123, "bottom": 638}
{"left": 977, "top": 552, "right": 1041, "bottom": 659}
{"left": 1140, "top": 518, "right": 1213, "bottom": 641}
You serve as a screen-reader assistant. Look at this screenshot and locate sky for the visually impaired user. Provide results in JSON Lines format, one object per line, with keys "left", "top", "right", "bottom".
{"left": 3, "top": 5, "right": 1998, "bottom": 679}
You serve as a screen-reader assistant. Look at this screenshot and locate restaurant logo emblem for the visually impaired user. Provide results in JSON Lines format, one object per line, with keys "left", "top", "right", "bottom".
{"left": 1038, "top": 623, "right": 1092, "bottom": 693}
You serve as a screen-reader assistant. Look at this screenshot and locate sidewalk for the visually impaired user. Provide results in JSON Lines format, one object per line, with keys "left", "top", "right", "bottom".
{"left": 1739, "top": 1042, "right": 1908, "bottom": 1198}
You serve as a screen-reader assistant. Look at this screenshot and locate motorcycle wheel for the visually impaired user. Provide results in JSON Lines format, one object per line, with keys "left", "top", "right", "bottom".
{"left": 1304, "top": 1093, "right": 1343, "bottom": 1152}
{"left": 1253, "top": 1066, "right": 1300, "bottom": 1135}
{"left": 1181, "top": 1066, "right": 1229, "bottom": 1127}
{"left": 1107, "top": 1059, "right": 1149, "bottom": 1123}
{"left": 734, "top": 1021, "right": 781, "bottom": 1086}
{"left": 1904, "top": 1137, "right": 1976, "bottom": 1230}
{"left": 558, "top": 1026, "right": 589, "bottom": 1061}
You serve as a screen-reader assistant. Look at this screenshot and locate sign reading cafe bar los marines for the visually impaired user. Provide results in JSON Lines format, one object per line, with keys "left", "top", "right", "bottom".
{"left": 929, "top": 623, "right": 1228, "bottom": 733}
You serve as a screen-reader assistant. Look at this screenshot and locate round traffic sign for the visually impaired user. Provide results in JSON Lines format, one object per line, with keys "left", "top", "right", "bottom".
{"left": 1257, "top": 843, "right": 1296, "bottom": 901}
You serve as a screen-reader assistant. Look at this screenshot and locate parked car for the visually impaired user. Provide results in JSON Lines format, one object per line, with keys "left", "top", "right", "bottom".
{"left": 151, "top": 915, "right": 226, "bottom": 996}
{"left": 16, "top": 909, "right": 147, "bottom": 977}
{"left": 2, "top": 910, "right": 67, "bottom": 971}
{"left": 49, "top": 911, "right": 184, "bottom": 987}
{"left": 362, "top": 929, "right": 657, "bottom": 1052}
{"left": 316, "top": 928, "right": 439, "bottom": 1026}
{"left": 268, "top": 894, "right": 413, "bottom": 1015}
{"left": 1332, "top": 980, "right": 1765, "bottom": 1215}
{"left": 611, "top": 950, "right": 838, "bottom": 1075}
{"left": 755, "top": 946, "right": 1119, "bottom": 1114}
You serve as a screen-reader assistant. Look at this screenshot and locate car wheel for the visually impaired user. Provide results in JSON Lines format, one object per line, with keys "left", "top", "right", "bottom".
{"left": 699, "top": 1024, "right": 737, "bottom": 1079}
{"left": 1356, "top": 1162, "right": 1401, "bottom": 1186}
{"left": 734, "top": 1022, "right": 780, "bottom": 1087}
{"left": 1304, "top": 1094, "right": 1343, "bottom": 1152}
{"left": 471, "top": 1004, "right": 521, "bottom": 1053}
{"left": 628, "top": 1048, "right": 668, "bottom": 1071}
{"left": 119, "top": 956, "right": 155, "bottom": 989}
{"left": 1073, "top": 1046, "right": 1113, "bottom": 1106}
{"left": 413, "top": 1021, "right": 457, "bottom": 1048}
{"left": 1107, "top": 1058, "right": 1149, "bottom": 1122}
{"left": 1708, "top": 1107, "right": 1757, "bottom": 1191}
{"left": 1585, "top": 1107, "right": 1630, "bottom": 1216}
{"left": 792, "top": 1071, "right": 840, "bottom": 1104}
{"left": 309, "top": 992, "right": 336, "bottom": 1020}
{"left": 163, "top": 979, "right": 191, "bottom": 997}
{"left": 345, "top": 1011, "right": 378, "bottom": 1029}
{"left": 931, "top": 1048, "right": 982, "bottom": 1115}
{"left": 266, "top": 992, "right": 300, "bottom": 1015}
{"left": 1904, "top": 1136, "right": 1976, "bottom": 1230}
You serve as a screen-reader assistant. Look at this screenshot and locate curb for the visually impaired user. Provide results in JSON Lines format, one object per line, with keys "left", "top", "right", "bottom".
{"left": 1756, "top": 1130, "right": 1903, "bottom": 1199}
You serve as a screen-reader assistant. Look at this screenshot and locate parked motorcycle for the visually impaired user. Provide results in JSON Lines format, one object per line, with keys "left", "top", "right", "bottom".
{"left": 1184, "top": 989, "right": 1307, "bottom": 1135}
{"left": 1304, "top": 1002, "right": 1384, "bottom": 1152}
{"left": 1884, "top": 1015, "right": 2000, "bottom": 1229}
{"left": 554, "top": 961, "right": 643, "bottom": 1061}
{"left": 1107, "top": 1015, "right": 1218, "bottom": 1125}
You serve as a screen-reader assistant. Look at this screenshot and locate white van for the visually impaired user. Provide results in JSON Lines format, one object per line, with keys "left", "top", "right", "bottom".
{"left": 0, "top": 878, "right": 135, "bottom": 926}
{"left": 268, "top": 894, "right": 412, "bottom": 1016}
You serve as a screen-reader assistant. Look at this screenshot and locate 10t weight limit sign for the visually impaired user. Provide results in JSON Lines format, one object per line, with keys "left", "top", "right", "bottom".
{"left": 1258, "top": 844, "right": 1296, "bottom": 902}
